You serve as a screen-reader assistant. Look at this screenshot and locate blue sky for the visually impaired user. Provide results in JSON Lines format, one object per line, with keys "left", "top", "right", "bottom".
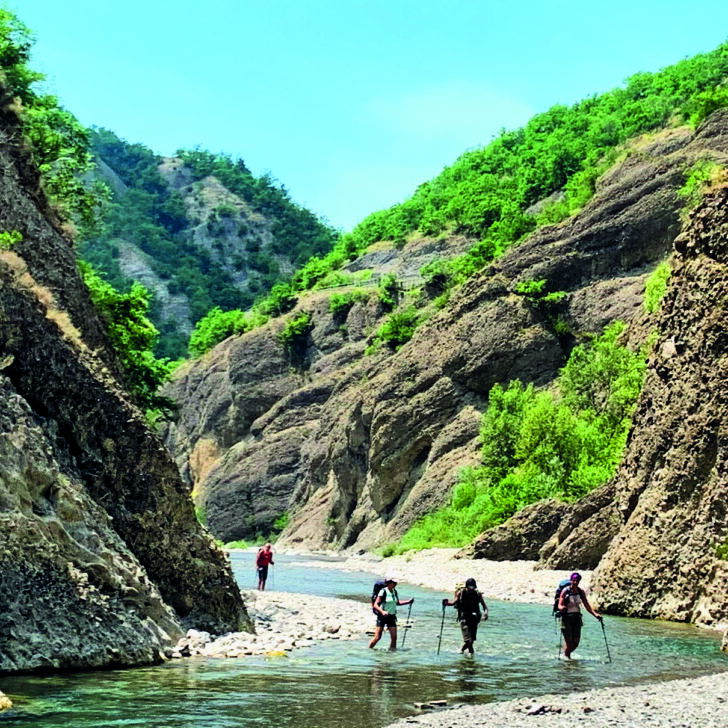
{"left": 7, "top": 1, "right": 728, "bottom": 231}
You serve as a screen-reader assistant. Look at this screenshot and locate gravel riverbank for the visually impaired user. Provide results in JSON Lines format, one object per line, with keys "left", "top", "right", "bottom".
{"left": 289, "top": 547, "right": 592, "bottom": 604}
{"left": 384, "top": 671, "right": 728, "bottom": 728}
{"left": 170, "top": 589, "right": 370, "bottom": 658}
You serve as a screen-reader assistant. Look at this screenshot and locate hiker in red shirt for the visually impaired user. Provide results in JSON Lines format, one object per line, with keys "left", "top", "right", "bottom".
{"left": 256, "top": 543, "right": 274, "bottom": 590}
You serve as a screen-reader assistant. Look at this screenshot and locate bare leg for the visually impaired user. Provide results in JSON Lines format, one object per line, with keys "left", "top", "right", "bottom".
{"left": 388, "top": 626, "right": 398, "bottom": 651}
{"left": 368, "top": 626, "right": 384, "bottom": 648}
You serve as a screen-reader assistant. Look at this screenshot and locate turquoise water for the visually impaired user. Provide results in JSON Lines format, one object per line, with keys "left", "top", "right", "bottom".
{"left": 1, "top": 552, "right": 726, "bottom": 727}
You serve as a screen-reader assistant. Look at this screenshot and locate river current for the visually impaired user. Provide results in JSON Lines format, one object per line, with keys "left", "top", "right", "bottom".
{"left": 2, "top": 552, "right": 726, "bottom": 727}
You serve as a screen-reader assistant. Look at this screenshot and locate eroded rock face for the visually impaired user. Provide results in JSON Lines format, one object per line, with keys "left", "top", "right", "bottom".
{"left": 0, "top": 103, "right": 249, "bottom": 674}
{"left": 166, "top": 113, "right": 728, "bottom": 560}
{"left": 590, "top": 186, "right": 728, "bottom": 631}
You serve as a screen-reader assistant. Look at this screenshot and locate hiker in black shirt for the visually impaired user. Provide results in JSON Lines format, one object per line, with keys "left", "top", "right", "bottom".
{"left": 443, "top": 577, "right": 488, "bottom": 655}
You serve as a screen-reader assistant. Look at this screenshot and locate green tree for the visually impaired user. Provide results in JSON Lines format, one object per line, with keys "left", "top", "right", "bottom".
{"left": 79, "top": 262, "right": 173, "bottom": 411}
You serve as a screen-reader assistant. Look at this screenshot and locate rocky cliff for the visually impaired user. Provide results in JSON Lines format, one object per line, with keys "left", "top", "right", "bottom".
{"left": 164, "top": 111, "right": 728, "bottom": 567}
{"left": 589, "top": 185, "right": 727, "bottom": 630}
{"left": 0, "top": 102, "right": 250, "bottom": 674}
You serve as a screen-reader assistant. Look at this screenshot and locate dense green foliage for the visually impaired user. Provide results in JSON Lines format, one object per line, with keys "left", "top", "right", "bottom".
{"left": 0, "top": 229, "right": 22, "bottom": 250}
{"left": 223, "top": 539, "right": 249, "bottom": 549}
{"left": 83, "top": 129, "right": 261, "bottom": 356}
{"left": 81, "top": 131, "right": 340, "bottom": 358}
{"left": 678, "top": 159, "right": 725, "bottom": 217}
{"left": 247, "top": 43, "right": 728, "bottom": 325}
{"left": 361, "top": 44, "right": 728, "bottom": 291}
{"left": 390, "top": 322, "right": 646, "bottom": 553}
{"left": 278, "top": 311, "right": 313, "bottom": 349}
{"left": 0, "top": 10, "right": 105, "bottom": 226}
{"left": 717, "top": 538, "right": 728, "bottom": 560}
{"left": 644, "top": 261, "right": 672, "bottom": 313}
{"left": 79, "top": 262, "right": 173, "bottom": 412}
{"left": 187, "top": 306, "right": 269, "bottom": 357}
{"left": 328, "top": 288, "right": 370, "bottom": 317}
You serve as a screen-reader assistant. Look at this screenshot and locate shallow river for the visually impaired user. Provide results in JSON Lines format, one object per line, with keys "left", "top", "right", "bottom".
{"left": 2, "top": 552, "right": 726, "bottom": 727}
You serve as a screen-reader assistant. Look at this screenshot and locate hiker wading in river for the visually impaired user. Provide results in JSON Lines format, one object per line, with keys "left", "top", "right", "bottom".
{"left": 443, "top": 577, "right": 488, "bottom": 655}
{"left": 368, "top": 577, "right": 414, "bottom": 651}
{"left": 558, "top": 571, "right": 601, "bottom": 658}
{"left": 255, "top": 543, "right": 274, "bottom": 591}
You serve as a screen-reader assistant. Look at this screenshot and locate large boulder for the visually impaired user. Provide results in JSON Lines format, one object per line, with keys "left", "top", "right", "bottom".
{"left": 458, "top": 500, "right": 571, "bottom": 561}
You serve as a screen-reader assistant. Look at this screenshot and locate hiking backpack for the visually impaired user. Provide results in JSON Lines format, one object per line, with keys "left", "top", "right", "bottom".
{"left": 371, "top": 579, "right": 387, "bottom": 612}
{"left": 371, "top": 580, "right": 398, "bottom": 612}
{"left": 552, "top": 578, "right": 571, "bottom": 617}
{"left": 456, "top": 586, "right": 481, "bottom": 620}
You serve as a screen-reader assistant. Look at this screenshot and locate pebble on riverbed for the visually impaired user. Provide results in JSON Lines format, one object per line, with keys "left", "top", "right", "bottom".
{"left": 169, "top": 590, "right": 371, "bottom": 659}
{"left": 0, "top": 692, "right": 12, "bottom": 711}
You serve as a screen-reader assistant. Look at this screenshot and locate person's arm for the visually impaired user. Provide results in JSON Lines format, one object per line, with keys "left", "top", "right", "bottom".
{"left": 557, "top": 587, "right": 568, "bottom": 612}
{"left": 398, "top": 596, "right": 414, "bottom": 606}
{"left": 580, "top": 588, "right": 601, "bottom": 620}
{"left": 442, "top": 589, "right": 459, "bottom": 608}
{"left": 479, "top": 593, "right": 488, "bottom": 619}
{"left": 373, "top": 592, "right": 387, "bottom": 616}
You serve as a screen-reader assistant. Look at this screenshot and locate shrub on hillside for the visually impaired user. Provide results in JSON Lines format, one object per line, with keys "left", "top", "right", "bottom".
{"left": 80, "top": 262, "right": 173, "bottom": 412}
{"left": 643, "top": 261, "right": 672, "bottom": 314}
{"left": 391, "top": 322, "right": 646, "bottom": 553}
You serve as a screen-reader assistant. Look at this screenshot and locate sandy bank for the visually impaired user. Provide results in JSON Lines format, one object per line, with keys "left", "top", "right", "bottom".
{"left": 384, "top": 671, "right": 728, "bottom": 728}
{"left": 289, "top": 548, "right": 590, "bottom": 604}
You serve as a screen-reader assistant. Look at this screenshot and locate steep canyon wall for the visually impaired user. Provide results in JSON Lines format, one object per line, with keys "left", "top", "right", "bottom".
{"left": 165, "top": 112, "right": 728, "bottom": 571}
{"left": 0, "top": 101, "right": 249, "bottom": 674}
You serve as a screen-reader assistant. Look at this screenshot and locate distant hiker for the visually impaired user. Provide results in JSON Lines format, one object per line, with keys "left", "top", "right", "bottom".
{"left": 256, "top": 543, "right": 274, "bottom": 590}
{"left": 443, "top": 577, "right": 488, "bottom": 655}
{"left": 368, "top": 576, "right": 414, "bottom": 651}
{"left": 557, "top": 571, "right": 601, "bottom": 659}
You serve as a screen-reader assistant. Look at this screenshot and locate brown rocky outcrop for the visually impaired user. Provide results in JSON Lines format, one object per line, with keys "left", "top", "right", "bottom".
{"left": 164, "top": 112, "right": 728, "bottom": 555}
{"left": 0, "top": 101, "right": 249, "bottom": 674}
{"left": 460, "top": 500, "right": 571, "bottom": 561}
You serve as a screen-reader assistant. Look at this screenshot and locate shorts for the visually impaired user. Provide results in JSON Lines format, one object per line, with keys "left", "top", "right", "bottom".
{"left": 257, "top": 565, "right": 269, "bottom": 580}
{"left": 561, "top": 612, "right": 583, "bottom": 642}
{"left": 376, "top": 613, "right": 397, "bottom": 629}
{"left": 460, "top": 614, "right": 481, "bottom": 643}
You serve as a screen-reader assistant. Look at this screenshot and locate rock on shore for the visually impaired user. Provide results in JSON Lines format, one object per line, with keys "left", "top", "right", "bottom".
{"left": 170, "top": 590, "right": 370, "bottom": 658}
{"left": 384, "top": 671, "right": 728, "bottom": 728}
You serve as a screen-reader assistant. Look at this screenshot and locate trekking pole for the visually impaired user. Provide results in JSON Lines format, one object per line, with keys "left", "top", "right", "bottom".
{"left": 436, "top": 604, "right": 446, "bottom": 655}
{"left": 401, "top": 601, "right": 414, "bottom": 648}
{"left": 599, "top": 618, "right": 612, "bottom": 663}
{"left": 555, "top": 616, "right": 562, "bottom": 660}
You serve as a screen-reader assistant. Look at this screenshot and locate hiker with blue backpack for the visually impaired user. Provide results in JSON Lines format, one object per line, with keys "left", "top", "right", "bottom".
{"left": 556, "top": 572, "right": 601, "bottom": 659}
{"left": 368, "top": 576, "right": 414, "bottom": 651}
